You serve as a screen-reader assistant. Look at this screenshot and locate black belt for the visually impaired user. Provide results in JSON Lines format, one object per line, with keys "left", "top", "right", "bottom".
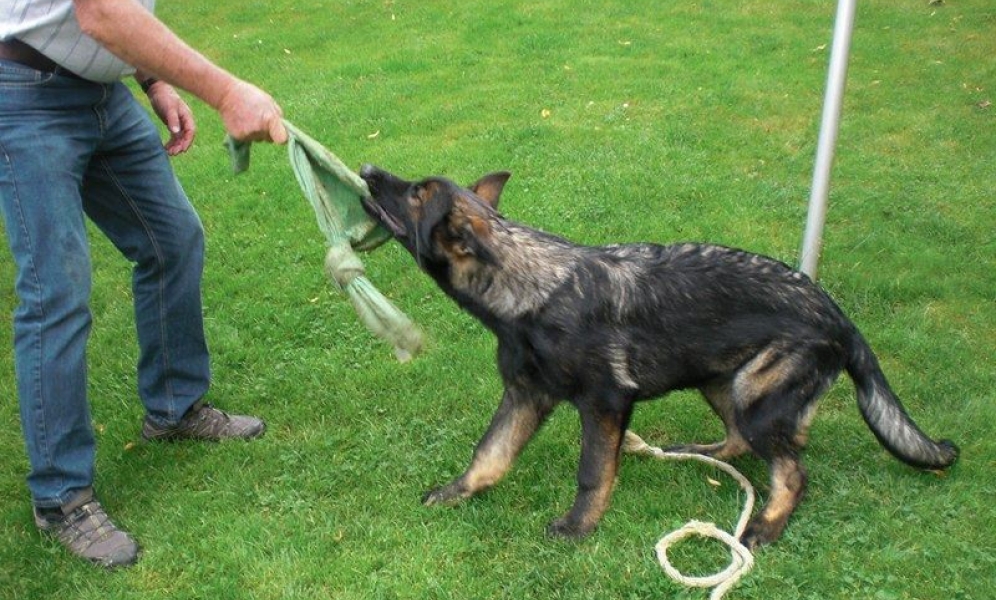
{"left": 0, "top": 39, "right": 84, "bottom": 79}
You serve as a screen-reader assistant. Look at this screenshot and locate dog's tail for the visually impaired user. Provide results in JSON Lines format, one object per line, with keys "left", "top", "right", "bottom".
{"left": 846, "top": 331, "right": 959, "bottom": 470}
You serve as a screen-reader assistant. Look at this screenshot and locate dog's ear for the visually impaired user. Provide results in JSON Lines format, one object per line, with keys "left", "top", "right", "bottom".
{"left": 469, "top": 172, "right": 511, "bottom": 208}
{"left": 440, "top": 208, "right": 499, "bottom": 266}
{"left": 457, "top": 215, "right": 497, "bottom": 263}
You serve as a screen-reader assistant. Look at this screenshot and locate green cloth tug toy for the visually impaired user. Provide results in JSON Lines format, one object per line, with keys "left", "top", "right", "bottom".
{"left": 227, "top": 121, "right": 424, "bottom": 361}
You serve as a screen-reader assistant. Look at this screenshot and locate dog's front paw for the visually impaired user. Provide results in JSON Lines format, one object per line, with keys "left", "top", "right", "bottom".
{"left": 545, "top": 516, "right": 596, "bottom": 539}
{"left": 422, "top": 482, "right": 471, "bottom": 507}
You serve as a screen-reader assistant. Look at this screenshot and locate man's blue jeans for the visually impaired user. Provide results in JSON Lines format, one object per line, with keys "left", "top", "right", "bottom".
{"left": 0, "top": 61, "right": 210, "bottom": 508}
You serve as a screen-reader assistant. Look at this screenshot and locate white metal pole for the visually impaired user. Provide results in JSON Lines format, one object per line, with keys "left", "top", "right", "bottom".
{"left": 799, "top": 0, "right": 857, "bottom": 279}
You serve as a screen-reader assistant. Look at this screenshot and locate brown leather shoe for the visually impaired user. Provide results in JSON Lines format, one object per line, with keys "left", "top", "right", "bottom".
{"left": 34, "top": 488, "right": 139, "bottom": 568}
{"left": 141, "top": 401, "right": 266, "bottom": 441}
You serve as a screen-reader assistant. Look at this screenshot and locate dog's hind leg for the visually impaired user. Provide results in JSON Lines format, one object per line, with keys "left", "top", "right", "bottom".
{"left": 665, "top": 381, "right": 751, "bottom": 460}
{"left": 741, "top": 451, "right": 808, "bottom": 549}
{"left": 734, "top": 343, "right": 841, "bottom": 548}
{"left": 547, "top": 402, "right": 633, "bottom": 538}
{"left": 423, "top": 385, "right": 556, "bottom": 507}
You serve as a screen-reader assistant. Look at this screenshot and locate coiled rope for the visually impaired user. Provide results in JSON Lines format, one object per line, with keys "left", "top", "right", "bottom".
{"left": 622, "top": 430, "right": 755, "bottom": 600}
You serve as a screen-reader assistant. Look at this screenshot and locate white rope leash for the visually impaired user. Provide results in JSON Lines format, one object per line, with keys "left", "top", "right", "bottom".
{"left": 622, "top": 430, "right": 756, "bottom": 600}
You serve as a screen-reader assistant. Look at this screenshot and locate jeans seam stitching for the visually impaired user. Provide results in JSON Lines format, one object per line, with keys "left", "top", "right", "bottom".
{"left": 92, "top": 156, "right": 176, "bottom": 422}
{"left": 0, "top": 142, "right": 57, "bottom": 481}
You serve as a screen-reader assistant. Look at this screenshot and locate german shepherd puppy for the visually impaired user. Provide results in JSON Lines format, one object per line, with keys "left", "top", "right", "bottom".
{"left": 359, "top": 165, "right": 958, "bottom": 548}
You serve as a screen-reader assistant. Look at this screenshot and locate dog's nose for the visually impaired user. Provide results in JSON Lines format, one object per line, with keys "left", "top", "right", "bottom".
{"left": 359, "top": 164, "right": 378, "bottom": 179}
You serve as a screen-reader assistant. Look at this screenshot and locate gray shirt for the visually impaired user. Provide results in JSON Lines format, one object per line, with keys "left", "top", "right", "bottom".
{"left": 1, "top": 0, "right": 156, "bottom": 82}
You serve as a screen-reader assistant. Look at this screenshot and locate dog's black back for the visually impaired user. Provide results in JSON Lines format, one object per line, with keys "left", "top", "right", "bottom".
{"left": 497, "top": 241, "right": 846, "bottom": 395}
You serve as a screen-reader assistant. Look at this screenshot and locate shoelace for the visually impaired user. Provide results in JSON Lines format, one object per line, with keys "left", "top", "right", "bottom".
{"left": 61, "top": 503, "right": 117, "bottom": 548}
{"left": 190, "top": 404, "right": 231, "bottom": 433}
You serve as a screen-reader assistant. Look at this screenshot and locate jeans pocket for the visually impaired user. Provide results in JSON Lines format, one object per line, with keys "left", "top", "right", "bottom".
{"left": 0, "top": 60, "right": 56, "bottom": 88}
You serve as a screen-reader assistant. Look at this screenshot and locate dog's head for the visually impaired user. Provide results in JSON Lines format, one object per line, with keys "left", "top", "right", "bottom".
{"left": 360, "top": 165, "right": 511, "bottom": 271}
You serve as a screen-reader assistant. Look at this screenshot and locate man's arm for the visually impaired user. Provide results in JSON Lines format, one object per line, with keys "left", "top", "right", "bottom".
{"left": 74, "top": 0, "right": 286, "bottom": 143}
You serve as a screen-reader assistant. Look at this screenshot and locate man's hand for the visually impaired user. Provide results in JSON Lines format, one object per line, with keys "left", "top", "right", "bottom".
{"left": 215, "top": 79, "right": 288, "bottom": 144}
{"left": 146, "top": 81, "right": 196, "bottom": 155}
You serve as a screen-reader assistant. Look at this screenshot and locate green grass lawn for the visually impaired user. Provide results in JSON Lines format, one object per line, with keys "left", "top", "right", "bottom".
{"left": 1, "top": 1, "right": 994, "bottom": 599}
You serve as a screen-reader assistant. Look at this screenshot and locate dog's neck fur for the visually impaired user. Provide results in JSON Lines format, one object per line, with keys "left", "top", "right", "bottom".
{"left": 452, "top": 220, "right": 578, "bottom": 320}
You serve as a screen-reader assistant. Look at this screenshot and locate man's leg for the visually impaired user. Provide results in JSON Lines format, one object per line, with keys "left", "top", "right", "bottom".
{"left": 0, "top": 65, "right": 101, "bottom": 509}
{"left": 82, "top": 82, "right": 263, "bottom": 439}
{"left": 81, "top": 82, "right": 210, "bottom": 426}
{"left": 0, "top": 66, "right": 138, "bottom": 567}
